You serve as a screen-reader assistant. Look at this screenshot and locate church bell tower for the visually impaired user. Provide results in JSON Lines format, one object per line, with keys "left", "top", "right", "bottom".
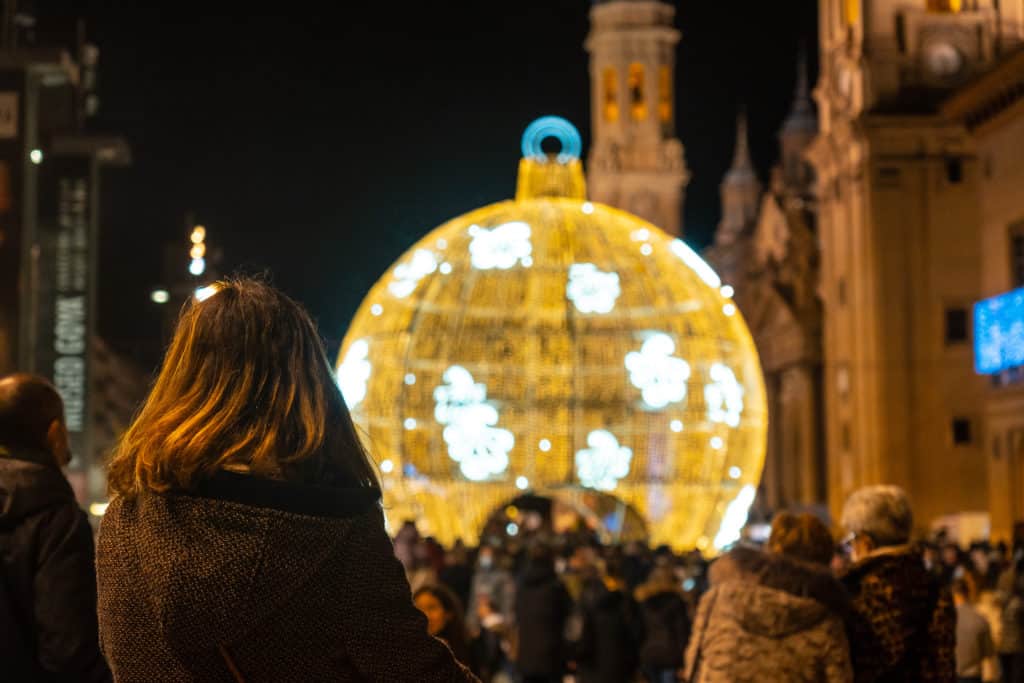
{"left": 585, "top": 0, "right": 689, "bottom": 236}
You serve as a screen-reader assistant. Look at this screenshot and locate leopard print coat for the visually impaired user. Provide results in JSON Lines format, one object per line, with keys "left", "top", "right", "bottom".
{"left": 683, "top": 546, "right": 853, "bottom": 683}
{"left": 841, "top": 546, "right": 956, "bottom": 683}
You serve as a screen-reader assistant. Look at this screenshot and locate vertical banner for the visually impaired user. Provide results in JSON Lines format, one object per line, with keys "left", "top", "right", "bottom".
{"left": 34, "top": 154, "right": 95, "bottom": 471}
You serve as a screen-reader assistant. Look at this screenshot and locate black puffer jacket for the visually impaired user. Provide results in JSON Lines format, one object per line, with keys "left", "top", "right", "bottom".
{"left": 515, "top": 562, "right": 572, "bottom": 678}
{"left": 636, "top": 583, "right": 691, "bottom": 671}
{"left": 0, "top": 452, "right": 111, "bottom": 683}
{"left": 575, "top": 580, "right": 641, "bottom": 683}
{"left": 97, "top": 469, "right": 477, "bottom": 682}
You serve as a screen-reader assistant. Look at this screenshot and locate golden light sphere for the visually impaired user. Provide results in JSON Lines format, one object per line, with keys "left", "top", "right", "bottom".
{"left": 337, "top": 121, "right": 767, "bottom": 551}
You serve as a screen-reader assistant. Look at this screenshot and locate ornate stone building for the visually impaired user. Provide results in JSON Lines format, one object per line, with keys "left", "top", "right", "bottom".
{"left": 585, "top": 0, "right": 1024, "bottom": 538}
{"left": 808, "top": 0, "right": 1024, "bottom": 535}
{"left": 586, "top": 0, "right": 688, "bottom": 236}
{"left": 705, "top": 61, "right": 826, "bottom": 515}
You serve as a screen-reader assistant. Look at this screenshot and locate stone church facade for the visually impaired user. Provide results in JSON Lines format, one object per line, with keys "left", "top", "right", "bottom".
{"left": 588, "top": 0, "right": 1024, "bottom": 539}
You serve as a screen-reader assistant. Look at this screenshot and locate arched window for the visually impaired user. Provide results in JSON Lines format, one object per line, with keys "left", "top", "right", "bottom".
{"left": 628, "top": 63, "right": 647, "bottom": 121}
{"left": 602, "top": 68, "right": 619, "bottom": 123}
{"left": 658, "top": 65, "right": 672, "bottom": 124}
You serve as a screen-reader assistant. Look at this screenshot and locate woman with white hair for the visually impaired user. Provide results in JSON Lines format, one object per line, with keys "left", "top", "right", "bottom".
{"left": 839, "top": 485, "right": 956, "bottom": 683}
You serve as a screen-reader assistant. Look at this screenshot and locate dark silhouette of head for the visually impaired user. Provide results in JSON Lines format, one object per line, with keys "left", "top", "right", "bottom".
{"left": 0, "top": 373, "right": 70, "bottom": 467}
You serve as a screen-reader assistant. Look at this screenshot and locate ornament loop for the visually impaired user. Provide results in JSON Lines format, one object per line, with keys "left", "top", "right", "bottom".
{"left": 521, "top": 116, "right": 582, "bottom": 164}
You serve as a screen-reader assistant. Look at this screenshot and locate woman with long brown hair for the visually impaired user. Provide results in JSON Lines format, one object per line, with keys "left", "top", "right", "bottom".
{"left": 96, "top": 278, "right": 477, "bottom": 682}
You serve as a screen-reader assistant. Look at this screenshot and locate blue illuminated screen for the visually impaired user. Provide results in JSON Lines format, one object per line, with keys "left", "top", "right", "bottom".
{"left": 974, "top": 286, "right": 1024, "bottom": 374}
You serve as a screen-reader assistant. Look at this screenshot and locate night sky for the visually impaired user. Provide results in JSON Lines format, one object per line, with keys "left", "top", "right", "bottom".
{"left": 40, "top": 1, "right": 817, "bottom": 370}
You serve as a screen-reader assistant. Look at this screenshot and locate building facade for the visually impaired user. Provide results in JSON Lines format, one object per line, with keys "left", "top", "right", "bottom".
{"left": 705, "top": 63, "right": 826, "bottom": 515}
{"left": 585, "top": 0, "right": 688, "bottom": 236}
{"left": 0, "top": 6, "right": 129, "bottom": 508}
{"left": 942, "top": 50, "right": 1024, "bottom": 543}
{"left": 808, "top": 0, "right": 1024, "bottom": 535}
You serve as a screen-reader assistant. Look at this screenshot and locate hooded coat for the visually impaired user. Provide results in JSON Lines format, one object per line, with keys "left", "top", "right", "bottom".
{"left": 683, "top": 546, "right": 853, "bottom": 683}
{"left": 635, "top": 574, "right": 691, "bottom": 671}
{"left": 514, "top": 561, "right": 572, "bottom": 678}
{"left": 841, "top": 546, "right": 956, "bottom": 683}
{"left": 574, "top": 580, "right": 641, "bottom": 683}
{"left": 96, "top": 470, "right": 477, "bottom": 682}
{"left": 0, "top": 454, "right": 111, "bottom": 683}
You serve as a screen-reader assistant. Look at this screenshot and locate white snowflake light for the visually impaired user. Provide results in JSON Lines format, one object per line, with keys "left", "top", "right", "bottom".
{"left": 337, "top": 339, "right": 371, "bottom": 409}
{"left": 434, "top": 365, "right": 513, "bottom": 481}
{"left": 714, "top": 485, "right": 756, "bottom": 550}
{"left": 575, "top": 430, "right": 633, "bottom": 491}
{"left": 469, "top": 221, "right": 532, "bottom": 270}
{"left": 625, "top": 333, "right": 692, "bottom": 410}
{"left": 567, "top": 263, "right": 621, "bottom": 314}
{"left": 389, "top": 249, "right": 438, "bottom": 298}
{"left": 705, "top": 363, "right": 744, "bottom": 427}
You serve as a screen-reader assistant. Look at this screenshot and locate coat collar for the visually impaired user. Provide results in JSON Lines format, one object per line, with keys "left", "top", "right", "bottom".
{"left": 180, "top": 469, "right": 381, "bottom": 519}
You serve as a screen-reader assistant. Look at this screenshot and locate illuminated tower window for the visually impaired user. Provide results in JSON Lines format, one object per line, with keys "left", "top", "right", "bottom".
{"left": 603, "top": 68, "right": 619, "bottom": 123}
{"left": 628, "top": 63, "right": 647, "bottom": 121}
{"left": 658, "top": 65, "right": 672, "bottom": 124}
{"left": 927, "top": 0, "right": 962, "bottom": 11}
{"left": 844, "top": 0, "right": 859, "bottom": 24}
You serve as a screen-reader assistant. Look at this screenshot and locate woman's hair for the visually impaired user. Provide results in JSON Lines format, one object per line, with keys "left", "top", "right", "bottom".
{"left": 108, "top": 277, "right": 378, "bottom": 496}
{"left": 413, "top": 584, "right": 469, "bottom": 662}
{"left": 840, "top": 484, "right": 913, "bottom": 547}
{"left": 769, "top": 512, "right": 835, "bottom": 566}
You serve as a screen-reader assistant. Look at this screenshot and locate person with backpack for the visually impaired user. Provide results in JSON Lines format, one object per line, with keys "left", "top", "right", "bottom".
{"left": 0, "top": 373, "right": 111, "bottom": 682}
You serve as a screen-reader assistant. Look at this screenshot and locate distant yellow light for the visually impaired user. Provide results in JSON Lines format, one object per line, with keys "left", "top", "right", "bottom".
{"left": 190, "top": 226, "right": 206, "bottom": 243}
{"left": 150, "top": 289, "right": 170, "bottom": 304}
{"left": 89, "top": 502, "right": 109, "bottom": 516}
{"left": 190, "top": 243, "right": 206, "bottom": 259}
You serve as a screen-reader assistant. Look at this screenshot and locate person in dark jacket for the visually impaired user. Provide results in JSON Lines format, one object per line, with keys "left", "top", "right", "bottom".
{"left": 840, "top": 485, "right": 956, "bottom": 683}
{"left": 573, "top": 563, "right": 641, "bottom": 683}
{"left": 0, "top": 373, "right": 111, "bottom": 683}
{"left": 96, "top": 278, "right": 477, "bottom": 683}
{"left": 515, "top": 544, "right": 572, "bottom": 683}
{"left": 635, "top": 564, "right": 691, "bottom": 683}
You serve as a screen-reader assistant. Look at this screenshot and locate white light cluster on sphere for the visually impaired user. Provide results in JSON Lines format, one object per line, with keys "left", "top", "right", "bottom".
{"left": 337, "top": 339, "right": 371, "bottom": 408}
{"left": 705, "top": 363, "right": 744, "bottom": 427}
{"left": 389, "top": 249, "right": 438, "bottom": 298}
{"left": 567, "top": 263, "right": 621, "bottom": 314}
{"left": 625, "top": 333, "right": 691, "bottom": 409}
{"left": 714, "top": 485, "right": 756, "bottom": 550}
{"left": 469, "top": 221, "right": 532, "bottom": 270}
{"left": 670, "top": 239, "right": 721, "bottom": 288}
{"left": 434, "top": 365, "right": 514, "bottom": 481}
{"left": 575, "top": 430, "right": 632, "bottom": 491}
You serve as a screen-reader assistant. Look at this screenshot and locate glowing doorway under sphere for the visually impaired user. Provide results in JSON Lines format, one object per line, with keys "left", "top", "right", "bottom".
{"left": 337, "top": 119, "right": 767, "bottom": 552}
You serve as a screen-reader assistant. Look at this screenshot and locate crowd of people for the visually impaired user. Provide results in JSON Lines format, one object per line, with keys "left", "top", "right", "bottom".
{"left": 397, "top": 494, "right": 1024, "bottom": 683}
{"left": 0, "top": 276, "right": 1022, "bottom": 682}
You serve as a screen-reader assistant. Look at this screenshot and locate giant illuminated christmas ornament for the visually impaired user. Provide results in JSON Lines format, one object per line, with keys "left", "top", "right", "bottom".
{"left": 337, "top": 117, "right": 767, "bottom": 552}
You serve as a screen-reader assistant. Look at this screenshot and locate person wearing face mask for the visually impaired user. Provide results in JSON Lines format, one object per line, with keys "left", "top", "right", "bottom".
{"left": 0, "top": 373, "right": 112, "bottom": 682}
{"left": 840, "top": 485, "right": 956, "bottom": 683}
{"left": 466, "top": 544, "right": 515, "bottom": 637}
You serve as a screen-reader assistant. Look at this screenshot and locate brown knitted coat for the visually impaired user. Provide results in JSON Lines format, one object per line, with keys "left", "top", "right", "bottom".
{"left": 96, "top": 470, "right": 478, "bottom": 682}
{"left": 683, "top": 546, "right": 853, "bottom": 683}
